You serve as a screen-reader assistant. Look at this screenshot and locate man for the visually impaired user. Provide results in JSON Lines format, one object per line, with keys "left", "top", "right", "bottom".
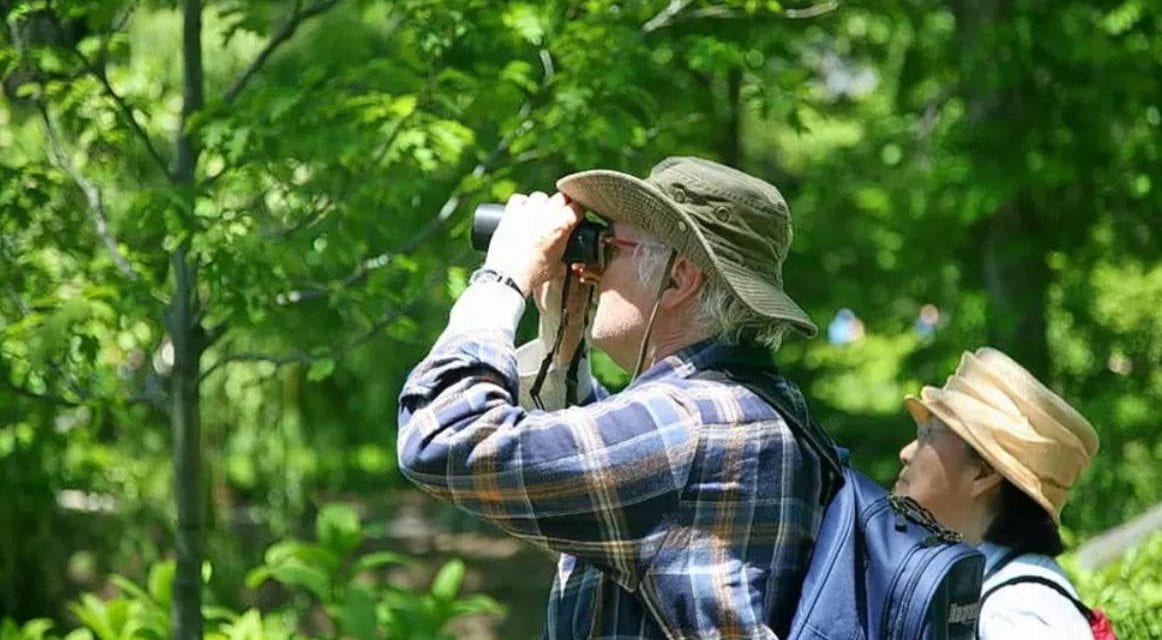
{"left": 397, "top": 157, "right": 824, "bottom": 639}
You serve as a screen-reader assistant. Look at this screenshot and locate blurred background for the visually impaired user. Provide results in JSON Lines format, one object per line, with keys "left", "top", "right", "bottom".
{"left": 1, "top": 0, "right": 1160, "bottom": 638}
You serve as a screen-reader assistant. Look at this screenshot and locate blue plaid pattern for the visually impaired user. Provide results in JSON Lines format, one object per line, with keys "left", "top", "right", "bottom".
{"left": 398, "top": 331, "right": 824, "bottom": 639}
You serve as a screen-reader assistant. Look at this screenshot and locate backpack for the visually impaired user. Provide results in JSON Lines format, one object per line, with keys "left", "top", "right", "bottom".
{"left": 978, "top": 550, "right": 1118, "bottom": 639}
{"left": 697, "top": 365, "right": 986, "bottom": 640}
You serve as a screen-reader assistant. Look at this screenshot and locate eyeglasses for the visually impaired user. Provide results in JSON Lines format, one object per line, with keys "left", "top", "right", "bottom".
{"left": 598, "top": 235, "right": 644, "bottom": 270}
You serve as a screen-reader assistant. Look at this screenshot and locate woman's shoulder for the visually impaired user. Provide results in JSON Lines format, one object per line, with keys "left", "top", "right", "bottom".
{"left": 984, "top": 546, "right": 1079, "bottom": 597}
{"left": 978, "top": 546, "right": 1090, "bottom": 639}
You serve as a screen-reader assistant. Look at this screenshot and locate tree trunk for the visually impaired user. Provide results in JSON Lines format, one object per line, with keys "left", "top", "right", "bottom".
{"left": 981, "top": 201, "right": 1051, "bottom": 378}
{"left": 953, "top": 0, "right": 1052, "bottom": 378}
{"left": 718, "top": 66, "right": 742, "bottom": 168}
{"left": 168, "top": 247, "right": 204, "bottom": 640}
{"left": 170, "top": 1, "right": 204, "bottom": 639}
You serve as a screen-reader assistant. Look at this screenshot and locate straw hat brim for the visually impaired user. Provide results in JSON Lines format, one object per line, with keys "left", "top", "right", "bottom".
{"left": 557, "top": 169, "right": 817, "bottom": 336}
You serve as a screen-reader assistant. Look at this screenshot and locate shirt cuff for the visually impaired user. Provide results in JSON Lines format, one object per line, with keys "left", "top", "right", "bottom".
{"left": 443, "top": 281, "right": 526, "bottom": 341}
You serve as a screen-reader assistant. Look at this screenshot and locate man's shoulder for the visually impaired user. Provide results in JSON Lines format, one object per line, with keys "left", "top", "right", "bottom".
{"left": 612, "top": 367, "right": 794, "bottom": 429}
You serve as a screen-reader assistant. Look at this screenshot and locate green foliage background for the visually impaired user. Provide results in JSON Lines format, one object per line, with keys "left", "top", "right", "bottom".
{"left": 1, "top": 0, "right": 1159, "bottom": 636}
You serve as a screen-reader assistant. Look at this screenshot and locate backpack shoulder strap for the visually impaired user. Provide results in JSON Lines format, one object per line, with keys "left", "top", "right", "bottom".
{"left": 980, "top": 574, "right": 1093, "bottom": 620}
{"left": 692, "top": 367, "right": 844, "bottom": 505}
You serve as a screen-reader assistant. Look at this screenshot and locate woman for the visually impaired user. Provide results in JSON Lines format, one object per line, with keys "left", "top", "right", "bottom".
{"left": 895, "top": 347, "right": 1101, "bottom": 639}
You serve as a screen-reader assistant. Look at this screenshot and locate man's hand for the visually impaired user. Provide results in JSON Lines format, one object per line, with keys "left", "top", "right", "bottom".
{"left": 483, "top": 192, "right": 583, "bottom": 296}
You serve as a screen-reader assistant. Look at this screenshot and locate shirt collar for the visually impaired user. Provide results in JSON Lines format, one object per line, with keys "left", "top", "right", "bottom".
{"left": 979, "top": 541, "right": 1014, "bottom": 576}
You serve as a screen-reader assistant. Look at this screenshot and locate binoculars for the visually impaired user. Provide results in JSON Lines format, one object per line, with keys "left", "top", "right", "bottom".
{"left": 470, "top": 203, "right": 604, "bottom": 265}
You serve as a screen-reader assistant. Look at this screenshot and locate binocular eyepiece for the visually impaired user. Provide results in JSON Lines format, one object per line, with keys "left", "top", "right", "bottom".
{"left": 471, "top": 203, "right": 604, "bottom": 265}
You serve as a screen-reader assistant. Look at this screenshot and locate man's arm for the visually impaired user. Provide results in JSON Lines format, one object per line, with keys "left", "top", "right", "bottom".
{"left": 397, "top": 280, "right": 695, "bottom": 585}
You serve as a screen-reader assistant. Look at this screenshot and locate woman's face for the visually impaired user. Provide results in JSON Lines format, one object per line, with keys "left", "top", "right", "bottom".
{"left": 896, "top": 416, "right": 993, "bottom": 537}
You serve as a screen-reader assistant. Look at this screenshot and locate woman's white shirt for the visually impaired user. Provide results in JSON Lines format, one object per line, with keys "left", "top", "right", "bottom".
{"left": 977, "top": 542, "right": 1091, "bottom": 639}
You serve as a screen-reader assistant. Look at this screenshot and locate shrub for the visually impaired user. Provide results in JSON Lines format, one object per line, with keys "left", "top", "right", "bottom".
{"left": 1, "top": 503, "right": 502, "bottom": 640}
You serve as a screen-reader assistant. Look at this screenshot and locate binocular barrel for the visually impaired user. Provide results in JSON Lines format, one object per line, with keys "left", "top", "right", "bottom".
{"left": 470, "top": 203, "right": 506, "bottom": 252}
{"left": 470, "top": 203, "right": 603, "bottom": 265}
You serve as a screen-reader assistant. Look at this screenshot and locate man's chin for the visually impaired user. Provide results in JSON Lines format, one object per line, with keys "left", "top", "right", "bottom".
{"left": 893, "top": 479, "right": 907, "bottom": 495}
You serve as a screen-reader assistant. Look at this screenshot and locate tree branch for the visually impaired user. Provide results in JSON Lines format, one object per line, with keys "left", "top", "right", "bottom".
{"left": 64, "top": 42, "right": 174, "bottom": 181}
{"left": 225, "top": 0, "right": 344, "bottom": 104}
{"left": 0, "top": 376, "right": 82, "bottom": 407}
{"left": 643, "top": 0, "right": 838, "bottom": 31}
{"left": 5, "top": 18, "right": 141, "bottom": 282}
{"left": 277, "top": 49, "right": 554, "bottom": 305}
{"left": 1074, "top": 500, "right": 1162, "bottom": 572}
{"left": 15, "top": 3, "right": 169, "bottom": 179}
{"left": 36, "top": 104, "right": 141, "bottom": 281}
{"left": 783, "top": 1, "right": 839, "bottom": 19}
{"left": 642, "top": 0, "right": 697, "bottom": 33}
{"left": 200, "top": 264, "right": 447, "bottom": 382}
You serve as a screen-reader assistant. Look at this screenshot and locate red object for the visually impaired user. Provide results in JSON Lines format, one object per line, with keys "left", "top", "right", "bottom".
{"left": 1088, "top": 608, "right": 1118, "bottom": 640}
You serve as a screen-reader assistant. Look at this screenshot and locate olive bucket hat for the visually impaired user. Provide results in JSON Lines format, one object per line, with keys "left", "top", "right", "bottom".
{"left": 556, "top": 156, "right": 817, "bottom": 337}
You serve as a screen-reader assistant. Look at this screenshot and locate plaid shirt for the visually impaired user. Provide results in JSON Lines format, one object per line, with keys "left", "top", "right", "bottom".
{"left": 398, "top": 290, "right": 823, "bottom": 639}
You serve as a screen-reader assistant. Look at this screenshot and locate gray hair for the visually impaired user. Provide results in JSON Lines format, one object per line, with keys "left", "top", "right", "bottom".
{"left": 633, "top": 239, "right": 790, "bottom": 350}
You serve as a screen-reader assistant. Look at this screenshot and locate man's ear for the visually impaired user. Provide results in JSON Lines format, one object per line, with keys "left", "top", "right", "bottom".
{"left": 970, "top": 462, "right": 1005, "bottom": 500}
{"left": 659, "top": 256, "right": 704, "bottom": 309}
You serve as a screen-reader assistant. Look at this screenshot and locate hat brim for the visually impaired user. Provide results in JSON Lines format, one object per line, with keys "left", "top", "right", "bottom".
{"left": 905, "top": 389, "right": 1062, "bottom": 525}
{"left": 557, "top": 169, "right": 818, "bottom": 337}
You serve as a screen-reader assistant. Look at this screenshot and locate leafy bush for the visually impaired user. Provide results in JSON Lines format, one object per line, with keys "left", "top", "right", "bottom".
{"left": 1, "top": 504, "right": 502, "bottom": 640}
{"left": 1069, "top": 531, "right": 1162, "bottom": 639}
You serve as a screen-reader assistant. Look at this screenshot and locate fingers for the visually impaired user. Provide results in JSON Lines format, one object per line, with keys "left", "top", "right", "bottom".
{"left": 506, "top": 191, "right": 579, "bottom": 222}
{"left": 504, "top": 192, "right": 528, "bottom": 215}
{"left": 574, "top": 263, "right": 603, "bottom": 286}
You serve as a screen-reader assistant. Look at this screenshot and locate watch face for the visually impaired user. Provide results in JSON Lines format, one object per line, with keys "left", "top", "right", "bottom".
{"left": 468, "top": 268, "right": 522, "bottom": 296}
{"left": 470, "top": 269, "right": 499, "bottom": 284}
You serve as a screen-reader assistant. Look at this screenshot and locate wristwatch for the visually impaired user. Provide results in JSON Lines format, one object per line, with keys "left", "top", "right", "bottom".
{"left": 468, "top": 267, "right": 525, "bottom": 298}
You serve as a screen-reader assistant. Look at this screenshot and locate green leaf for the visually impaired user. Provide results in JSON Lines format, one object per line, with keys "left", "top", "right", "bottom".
{"left": 351, "top": 550, "right": 411, "bottom": 575}
{"left": 446, "top": 267, "right": 469, "bottom": 299}
{"left": 243, "top": 567, "right": 272, "bottom": 590}
{"left": 338, "top": 586, "right": 378, "bottom": 640}
{"left": 264, "top": 540, "right": 339, "bottom": 571}
{"left": 1, "top": 618, "right": 20, "bottom": 640}
{"left": 201, "top": 606, "right": 238, "bottom": 624}
{"left": 109, "top": 575, "right": 152, "bottom": 605}
{"left": 316, "top": 503, "right": 363, "bottom": 556}
{"left": 429, "top": 559, "right": 465, "bottom": 602}
{"left": 390, "top": 95, "right": 418, "bottom": 119}
{"left": 450, "top": 593, "right": 504, "bottom": 617}
{"left": 503, "top": 4, "right": 546, "bottom": 45}
{"left": 16, "top": 620, "right": 54, "bottom": 640}
{"left": 500, "top": 61, "right": 538, "bottom": 93}
{"left": 307, "top": 358, "right": 335, "bottom": 382}
{"left": 61, "top": 630, "right": 93, "bottom": 640}
{"left": 148, "top": 560, "right": 176, "bottom": 608}
{"left": 268, "top": 563, "right": 330, "bottom": 600}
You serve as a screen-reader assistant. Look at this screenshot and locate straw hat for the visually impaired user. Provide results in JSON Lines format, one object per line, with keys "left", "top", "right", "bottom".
{"left": 905, "top": 347, "right": 1100, "bottom": 523}
{"left": 557, "top": 157, "right": 817, "bottom": 336}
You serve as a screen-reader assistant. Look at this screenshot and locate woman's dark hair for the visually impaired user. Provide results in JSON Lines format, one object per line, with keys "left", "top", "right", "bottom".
{"left": 961, "top": 443, "right": 1065, "bottom": 556}
{"left": 982, "top": 480, "right": 1065, "bottom": 557}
